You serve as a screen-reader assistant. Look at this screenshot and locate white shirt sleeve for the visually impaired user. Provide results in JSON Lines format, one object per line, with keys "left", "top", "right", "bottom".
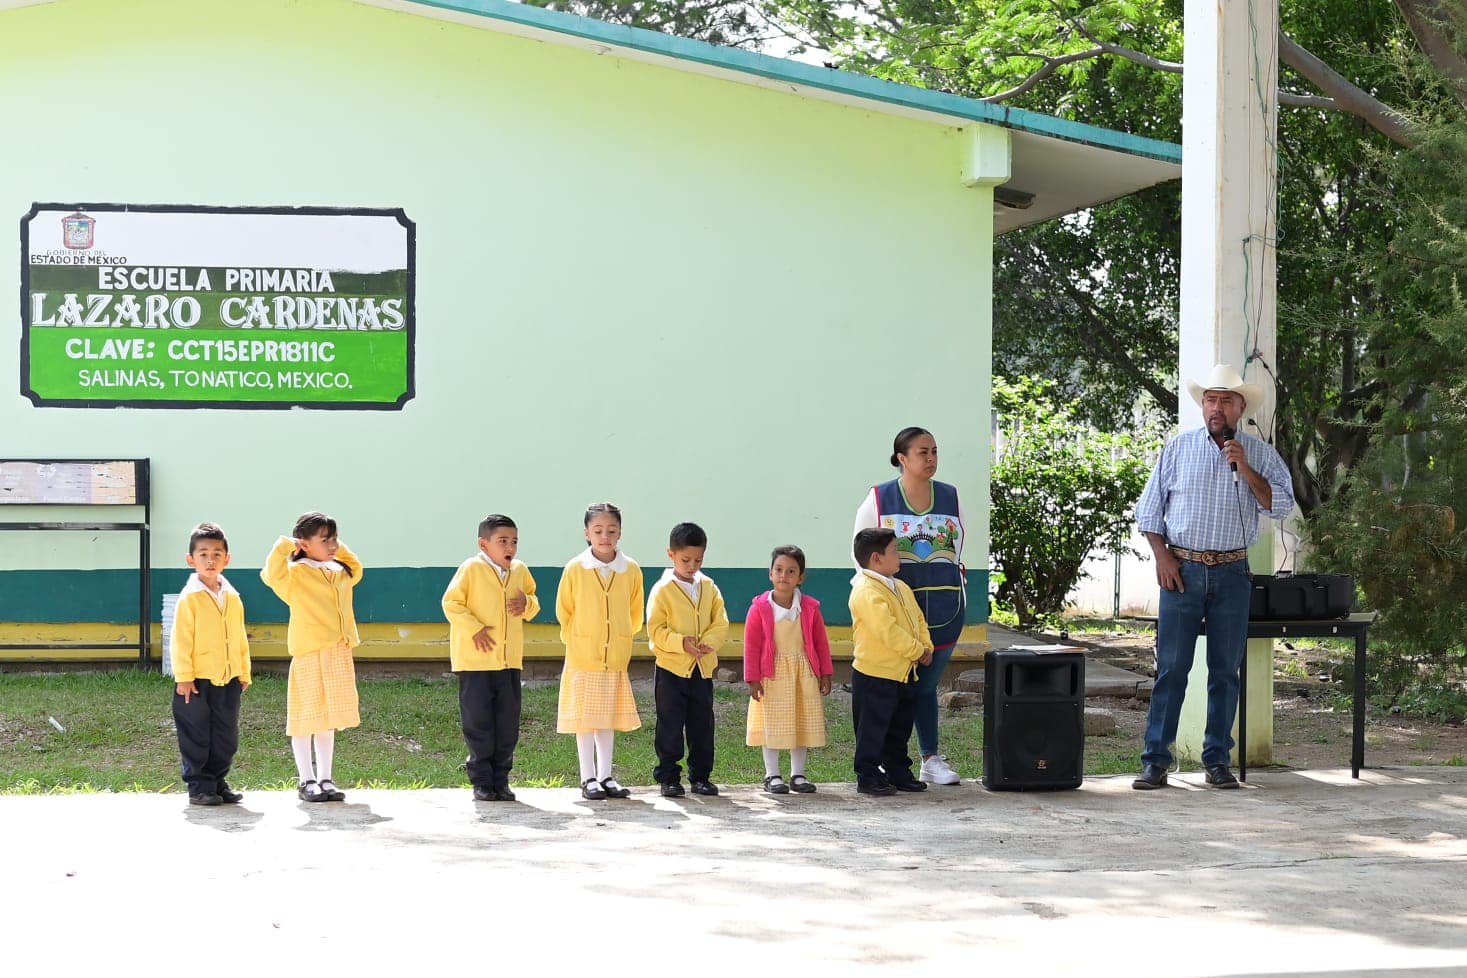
{"left": 852, "top": 488, "right": 879, "bottom": 568}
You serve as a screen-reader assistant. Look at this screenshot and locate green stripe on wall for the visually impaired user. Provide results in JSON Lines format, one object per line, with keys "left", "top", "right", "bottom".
{"left": 0, "top": 567, "right": 989, "bottom": 626}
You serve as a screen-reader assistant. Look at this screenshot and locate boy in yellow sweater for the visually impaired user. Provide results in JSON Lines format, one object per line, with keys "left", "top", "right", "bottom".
{"left": 647, "top": 522, "right": 729, "bottom": 797}
{"left": 441, "top": 514, "right": 540, "bottom": 802}
{"left": 171, "top": 522, "right": 251, "bottom": 807}
{"left": 849, "top": 528, "right": 933, "bottom": 796}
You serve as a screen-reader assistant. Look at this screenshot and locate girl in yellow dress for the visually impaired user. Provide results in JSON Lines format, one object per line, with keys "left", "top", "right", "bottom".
{"left": 261, "top": 511, "right": 362, "bottom": 803}
{"left": 744, "top": 546, "right": 834, "bottom": 794}
{"left": 555, "top": 502, "right": 643, "bottom": 800}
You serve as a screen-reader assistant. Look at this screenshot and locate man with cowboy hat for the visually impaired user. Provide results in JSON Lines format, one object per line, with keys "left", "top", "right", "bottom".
{"left": 1132, "top": 364, "right": 1295, "bottom": 789}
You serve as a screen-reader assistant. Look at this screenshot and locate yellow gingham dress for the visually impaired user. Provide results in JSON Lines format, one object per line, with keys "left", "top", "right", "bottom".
{"left": 286, "top": 640, "right": 360, "bottom": 736}
{"left": 746, "top": 618, "right": 826, "bottom": 749}
{"left": 557, "top": 667, "right": 641, "bottom": 733}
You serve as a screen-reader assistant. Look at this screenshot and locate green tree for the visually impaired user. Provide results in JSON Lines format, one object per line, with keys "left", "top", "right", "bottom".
{"left": 1309, "top": 119, "right": 1467, "bottom": 700}
{"left": 990, "top": 377, "right": 1155, "bottom": 628}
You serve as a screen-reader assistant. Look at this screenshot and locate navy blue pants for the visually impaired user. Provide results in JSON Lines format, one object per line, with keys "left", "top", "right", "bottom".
{"left": 653, "top": 666, "right": 715, "bottom": 784}
{"left": 850, "top": 669, "right": 917, "bottom": 784}
{"left": 458, "top": 669, "right": 522, "bottom": 790}
{"left": 173, "top": 677, "right": 242, "bottom": 797}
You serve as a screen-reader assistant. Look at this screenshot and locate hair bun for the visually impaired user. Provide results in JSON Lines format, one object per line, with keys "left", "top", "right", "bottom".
{"left": 889, "top": 453, "right": 900, "bottom": 468}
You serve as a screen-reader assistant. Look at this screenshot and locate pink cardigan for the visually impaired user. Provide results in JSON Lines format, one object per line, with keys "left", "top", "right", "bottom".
{"left": 743, "top": 591, "right": 833, "bottom": 682}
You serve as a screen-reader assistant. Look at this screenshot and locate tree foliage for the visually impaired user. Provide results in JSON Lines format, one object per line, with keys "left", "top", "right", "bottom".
{"left": 1309, "top": 119, "right": 1467, "bottom": 694}
{"left": 989, "top": 377, "right": 1156, "bottom": 628}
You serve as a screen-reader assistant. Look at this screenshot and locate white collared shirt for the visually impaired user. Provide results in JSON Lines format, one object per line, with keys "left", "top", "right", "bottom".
{"left": 181, "top": 572, "right": 238, "bottom": 610}
{"left": 771, "top": 588, "right": 802, "bottom": 623}
{"left": 650, "top": 567, "right": 706, "bottom": 603}
{"left": 478, "top": 552, "right": 510, "bottom": 583}
{"left": 298, "top": 556, "right": 346, "bottom": 572}
{"left": 576, "top": 547, "right": 630, "bottom": 582}
{"left": 854, "top": 568, "right": 898, "bottom": 593}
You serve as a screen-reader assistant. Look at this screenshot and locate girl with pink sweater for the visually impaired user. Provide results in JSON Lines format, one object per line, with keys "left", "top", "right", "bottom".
{"left": 744, "top": 545, "right": 834, "bottom": 794}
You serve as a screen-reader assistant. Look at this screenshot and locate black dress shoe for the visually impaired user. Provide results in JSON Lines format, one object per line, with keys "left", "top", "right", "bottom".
{"left": 763, "top": 775, "right": 790, "bottom": 795}
{"left": 319, "top": 779, "right": 346, "bottom": 802}
{"left": 600, "top": 778, "right": 631, "bottom": 799}
{"left": 216, "top": 783, "right": 244, "bottom": 804}
{"left": 494, "top": 785, "right": 517, "bottom": 802}
{"left": 298, "top": 780, "right": 329, "bottom": 803}
{"left": 189, "top": 793, "right": 223, "bottom": 806}
{"left": 788, "top": 776, "right": 817, "bottom": 794}
{"left": 890, "top": 778, "right": 928, "bottom": 792}
{"left": 472, "top": 785, "right": 497, "bottom": 802}
{"left": 1132, "top": 765, "right": 1168, "bottom": 790}
{"left": 1204, "top": 765, "right": 1240, "bottom": 789}
{"left": 660, "top": 782, "right": 686, "bottom": 798}
{"left": 581, "top": 778, "right": 607, "bottom": 800}
{"left": 689, "top": 780, "right": 719, "bottom": 796}
{"left": 857, "top": 778, "right": 897, "bottom": 796}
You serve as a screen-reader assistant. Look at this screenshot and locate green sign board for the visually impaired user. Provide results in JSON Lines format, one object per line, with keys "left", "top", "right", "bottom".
{"left": 21, "top": 204, "right": 414, "bottom": 409}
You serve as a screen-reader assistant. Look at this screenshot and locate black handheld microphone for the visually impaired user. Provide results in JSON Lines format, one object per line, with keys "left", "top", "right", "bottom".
{"left": 1220, "top": 425, "right": 1238, "bottom": 484}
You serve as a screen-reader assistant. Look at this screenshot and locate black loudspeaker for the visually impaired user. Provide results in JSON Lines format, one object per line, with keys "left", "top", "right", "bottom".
{"left": 982, "top": 648, "right": 1085, "bottom": 791}
{"left": 1249, "top": 573, "right": 1354, "bottom": 620}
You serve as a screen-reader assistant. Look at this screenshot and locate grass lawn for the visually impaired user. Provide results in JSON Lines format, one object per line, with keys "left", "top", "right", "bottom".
{"left": 0, "top": 671, "right": 1139, "bottom": 793}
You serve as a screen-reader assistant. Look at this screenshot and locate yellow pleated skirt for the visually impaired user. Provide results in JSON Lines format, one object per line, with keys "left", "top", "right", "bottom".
{"left": 556, "top": 666, "right": 641, "bottom": 733}
{"left": 747, "top": 619, "right": 827, "bottom": 749}
{"left": 286, "top": 641, "right": 360, "bottom": 736}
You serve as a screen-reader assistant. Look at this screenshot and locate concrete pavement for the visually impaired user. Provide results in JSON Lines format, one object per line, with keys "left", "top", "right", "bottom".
{"left": 3, "top": 768, "right": 1466, "bottom": 976}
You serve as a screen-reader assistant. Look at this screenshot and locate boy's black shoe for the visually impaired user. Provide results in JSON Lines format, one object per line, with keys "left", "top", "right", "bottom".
{"left": 890, "top": 777, "right": 928, "bottom": 792}
{"left": 216, "top": 783, "right": 244, "bottom": 804}
{"left": 189, "top": 793, "right": 223, "bottom": 807}
{"left": 689, "top": 780, "right": 719, "bottom": 797}
{"left": 856, "top": 778, "right": 896, "bottom": 796}
{"left": 581, "top": 778, "right": 608, "bottom": 800}
{"left": 494, "top": 786, "right": 517, "bottom": 802}
{"left": 472, "top": 786, "right": 497, "bottom": 802}
{"left": 660, "top": 781, "right": 686, "bottom": 798}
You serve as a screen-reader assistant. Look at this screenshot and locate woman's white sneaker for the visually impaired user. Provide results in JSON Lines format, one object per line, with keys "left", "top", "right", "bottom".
{"left": 920, "top": 755, "right": 961, "bottom": 785}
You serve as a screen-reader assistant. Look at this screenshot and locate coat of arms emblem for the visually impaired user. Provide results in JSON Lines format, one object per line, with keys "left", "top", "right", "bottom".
{"left": 62, "top": 211, "right": 95, "bottom": 250}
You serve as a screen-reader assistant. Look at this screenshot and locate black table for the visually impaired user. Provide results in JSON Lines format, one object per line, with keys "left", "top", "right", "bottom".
{"left": 1141, "top": 612, "right": 1377, "bottom": 780}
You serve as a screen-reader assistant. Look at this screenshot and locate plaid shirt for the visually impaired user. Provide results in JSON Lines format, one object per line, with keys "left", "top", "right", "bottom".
{"left": 1135, "top": 427, "right": 1294, "bottom": 552}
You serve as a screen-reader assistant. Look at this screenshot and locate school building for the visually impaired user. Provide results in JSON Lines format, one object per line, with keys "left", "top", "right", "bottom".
{"left": 0, "top": 0, "right": 1180, "bottom": 666}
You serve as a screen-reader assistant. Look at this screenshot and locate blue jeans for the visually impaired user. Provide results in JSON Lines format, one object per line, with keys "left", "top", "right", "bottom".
{"left": 912, "top": 641, "right": 956, "bottom": 757}
{"left": 1142, "top": 559, "right": 1251, "bottom": 769}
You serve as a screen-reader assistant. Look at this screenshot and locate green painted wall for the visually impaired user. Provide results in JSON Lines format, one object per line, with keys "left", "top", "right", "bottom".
{"left": 0, "top": 566, "right": 990, "bottom": 626}
{"left": 0, "top": 0, "right": 993, "bottom": 622}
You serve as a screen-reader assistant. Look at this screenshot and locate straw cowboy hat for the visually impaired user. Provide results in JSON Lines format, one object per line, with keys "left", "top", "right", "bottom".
{"left": 1186, "top": 363, "right": 1264, "bottom": 417}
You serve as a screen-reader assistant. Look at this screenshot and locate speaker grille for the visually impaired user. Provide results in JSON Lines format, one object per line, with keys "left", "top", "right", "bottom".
{"left": 994, "top": 701, "right": 1082, "bottom": 785}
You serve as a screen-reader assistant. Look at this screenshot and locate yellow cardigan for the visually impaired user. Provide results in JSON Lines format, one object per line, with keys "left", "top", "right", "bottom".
{"left": 170, "top": 575, "right": 251, "bottom": 685}
{"left": 441, "top": 555, "right": 540, "bottom": 671}
{"left": 849, "top": 570, "right": 933, "bottom": 682}
{"left": 556, "top": 551, "right": 644, "bottom": 672}
{"left": 260, "top": 536, "right": 363, "bottom": 656}
{"left": 646, "top": 569, "right": 729, "bottom": 679}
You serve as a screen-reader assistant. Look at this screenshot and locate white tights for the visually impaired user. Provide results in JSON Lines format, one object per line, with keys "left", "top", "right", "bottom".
{"left": 291, "top": 730, "right": 336, "bottom": 783}
{"left": 576, "top": 730, "right": 616, "bottom": 783}
{"left": 762, "top": 747, "right": 808, "bottom": 779}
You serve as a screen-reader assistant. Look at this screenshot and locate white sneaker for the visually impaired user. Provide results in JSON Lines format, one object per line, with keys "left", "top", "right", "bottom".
{"left": 920, "top": 755, "right": 961, "bottom": 785}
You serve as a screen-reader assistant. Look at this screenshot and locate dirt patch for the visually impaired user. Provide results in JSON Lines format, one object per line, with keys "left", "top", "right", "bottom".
{"left": 0, "top": 717, "right": 51, "bottom": 748}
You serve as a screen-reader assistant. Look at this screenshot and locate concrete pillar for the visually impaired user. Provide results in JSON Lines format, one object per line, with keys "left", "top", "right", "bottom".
{"left": 1175, "top": 0, "right": 1279, "bottom": 766}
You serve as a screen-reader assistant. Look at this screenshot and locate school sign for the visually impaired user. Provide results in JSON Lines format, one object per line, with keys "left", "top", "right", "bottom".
{"left": 21, "top": 204, "right": 415, "bottom": 409}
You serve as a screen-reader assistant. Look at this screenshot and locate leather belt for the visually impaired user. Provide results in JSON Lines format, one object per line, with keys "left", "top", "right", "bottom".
{"left": 1169, "top": 546, "right": 1247, "bottom": 566}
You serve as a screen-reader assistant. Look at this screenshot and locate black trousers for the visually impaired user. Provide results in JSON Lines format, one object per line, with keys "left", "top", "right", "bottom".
{"left": 458, "top": 669, "right": 522, "bottom": 790}
{"left": 653, "top": 666, "right": 715, "bottom": 784}
{"left": 850, "top": 669, "right": 917, "bottom": 783}
{"left": 173, "top": 677, "right": 243, "bottom": 796}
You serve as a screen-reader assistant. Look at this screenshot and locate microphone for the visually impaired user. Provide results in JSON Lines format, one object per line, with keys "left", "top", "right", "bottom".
{"left": 1220, "top": 425, "right": 1238, "bottom": 484}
